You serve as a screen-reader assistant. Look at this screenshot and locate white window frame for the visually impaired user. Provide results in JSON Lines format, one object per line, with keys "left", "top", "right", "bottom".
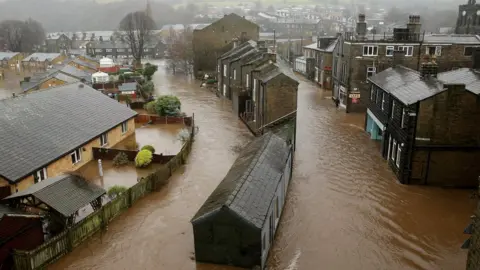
{"left": 217, "top": 65, "right": 220, "bottom": 73}
{"left": 401, "top": 108, "right": 406, "bottom": 128}
{"left": 100, "top": 133, "right": 108, "bottom": 146}
{"left": 121, "top": 121, "right": 128, "bottom": 134}
{"left": 426, "top": 46, "right": 442, "bottom": 56}
{"left": 246, "top": 73, "right": 249, "bottom": 87}
{"left": 381, "top": 93, "right": 385, "bottom": 111}
{"left": 106, "top": 49, "right": 113, "bottom": 52}
{"left": 233, "top": 69, "right": 236, "bottom": 80}
{"left": 367, "top": 66, "right": 376, "bottom": 79}
{"left": 363, "top": 45, "right": 378, "bottom": 56}
{"left": 391, "top": 140, "right": 397, "bottom": 161}
{"left": 252, "top": 81, "right": 257, "bottom": 103}
{"left": 223, "top": 84, "right": 227, "bottom": 96}
{"left": 370, "top": 86, "right": 375, "bottom": 101}
{"left": 387, "top": 136, "right": 392, "bottom": 159}
{"left": 391, "top": 100, "right": 395, "bottom": 119}
{"left": 71, "top": 149, "right": 82, "bottom": 165}
{"left": 386, "top": 46, "right": 394, "bottom": 56}
{"left": 223, "top": 64, "right": 227, "bottom": 77}
{"left": 398, "top": 46, "right": 413, "bottom": 56}
{"left": 35, "top": 168, "right": 48, "bottom": 183}
{"left": 396, "top": 145, "right": 402, "bottom": 167}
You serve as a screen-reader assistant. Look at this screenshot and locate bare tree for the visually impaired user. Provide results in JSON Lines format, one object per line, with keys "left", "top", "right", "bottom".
{"left": 0, "top": 19, "right": 45, "bottom": 52}
{"left": 165, "top": 25, "right": 193, "bottom": 75}
{"left": 118, "top": 11, "right": 156, "bottom": 67}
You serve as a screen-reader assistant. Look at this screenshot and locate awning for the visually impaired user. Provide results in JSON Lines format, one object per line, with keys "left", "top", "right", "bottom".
{"left": 367, "top": 109, "right": 385, "bottom": 131}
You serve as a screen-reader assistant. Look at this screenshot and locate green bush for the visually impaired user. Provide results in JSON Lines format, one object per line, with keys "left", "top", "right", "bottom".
{"left": 113, "top": 152, "right": 129, "bottom": 167}
{"left": 107, "top": 185, "right": 128, "bottom": 199}
{"left": 154, "top": 95, "right": 181, "bottom": 116}
{"left": 144, "top": 101, "right": 156, "bottom": 114}
{"left": 141, "top": 145, "right": 155, "bottom": 154}
{"left": 143, "top": 64, "right": 158, "bottom": 80}
{"left": 141, "top": 81, "right": 154, "bottom": 95}
{"left": 135, "top": 149, "right": 153, "bottom": 168}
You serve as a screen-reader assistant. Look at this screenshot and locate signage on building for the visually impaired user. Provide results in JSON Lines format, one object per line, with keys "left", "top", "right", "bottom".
{"left": 324, "top": 66, "right": 332, "bottom": 70}
{"left": 349, "top": 93, "right": 360, "bottom": 99}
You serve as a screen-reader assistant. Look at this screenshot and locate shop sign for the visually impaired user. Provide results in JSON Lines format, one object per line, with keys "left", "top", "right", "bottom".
{"left": 349, "top": 93, "right": 360, "bottom": 99}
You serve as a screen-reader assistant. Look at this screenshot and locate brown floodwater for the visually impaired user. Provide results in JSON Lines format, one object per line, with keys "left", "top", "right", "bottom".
{"left": 0, "top": 69, "right": 37, "bottom": 99}
{"left": 50, "top": 60, "right": 476, "bottom": 270}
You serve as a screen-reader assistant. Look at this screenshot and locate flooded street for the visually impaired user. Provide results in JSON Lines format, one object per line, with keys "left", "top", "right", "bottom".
{"left": 50, "top": 60, "right": 475, "bottom": 270}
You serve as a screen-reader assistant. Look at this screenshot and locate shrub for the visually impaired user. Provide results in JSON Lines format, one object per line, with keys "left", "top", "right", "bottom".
{"left": 141, "top": 81, "right": 154, "bottom": 95}
{"left": 141, "top": 145, "right": 155, "bottom": 154}
{"left": 144, "top": 101, "right": 156, "bottom": 114}
{"left": 135, "top": 149, "right": 153, "bottom": 168}
{"left": 107, "top": 185, "right": 128, "bottom": 199}
{"left": 177, "top": 128, "right": 191, "bottom": 144}
{"left": 113, "top": 152, "right": 130, "bottom": 167}
{"left": 154, "top": 95, "right": 181, "bottom": 116}
{"left": 143, "top": 64, "right": 158, "bottom": 80}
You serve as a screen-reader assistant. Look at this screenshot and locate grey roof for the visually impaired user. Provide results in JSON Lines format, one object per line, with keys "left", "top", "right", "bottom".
{"left": 438, "top": 68, "right": 480, "bottom": 95}
{"left": 0, "top": 52, "right": 20, "bottom": 60}
{"left": 423, "top": 34, "right": 480, "bottom": 44}
{"left": 368, "top": 66, "right": 445, "bottom": 105}
{"left": 23, "top": 53, "right": 61, "bottom": 62}
{"left": 59, "top": 64, "right": 93, "bottom": 81}
{"left": 118, "top": 82, "right": 137, "bottom": 92}
{"left": 72, "top": 58, "right": 97, "bottom": 70}
{"left": 92, "top": 41, "right": 129, "bottom": 49}
{"left": 325, "top": 38, "right": 338, "bottom": 52}
{"left": 258, "top": 64, "right": 299, "bottom": 84}
{"left": 0, "top": 83, "right": 137, "bottom": 182}
{"left": 4, "top": 174, "right": 106, "bottom": 217}
{"left": 220, "top": 40, "right": 257, "bottom": 59}
{"left": 53, "top": 72, "right": 80, "bottom": 83}
{"left": 191, "top": 133, "right": 291, "bottom": 228}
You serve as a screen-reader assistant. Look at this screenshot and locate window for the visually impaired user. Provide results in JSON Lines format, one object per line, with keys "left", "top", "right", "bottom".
{"left": 223, "top": 84, "right": 227, "bottom": 96}
{"left": 117, "top": 49, "right": 125, "bottom": 52}
{"left": 71, "top": 149, "right": 82, "bottom": 164}
{"left": 363, "top": 45, "right": 378, "bottom": 56}
{"left": 391, "top": 140, "right": 397, "bottom": 161}
{"left": 401, "top": 108, "right": 406, "bottom": 128}
{"left": 95, "top": 49, "right": 102, "bottom": 52}
{"left": 217, "top": 65, "right": 220, "bottom": 72}
{"left": 233, "top": 69, "right": 236, "bottom": 80}
{"left": 252, "top": 80, "right": 257, "bottom": 102}
{"left": 367, "top": 66, "right": 376, "bottom": 79}
{"left": 387, "top": 136, "right": 392, "bottom": 160}
{"left": 121, "top": 121, "right": 128, "bottom": 134}
{"left": 246, "top": 73, "right": 249, "bottom": 87}
{"left": 223, "top": 64, "right": 227, "bottom": 76}
{"left": 386, "top": 46, "right": 394, "bottom": 56}
{"left": 370, "top": 86, "right": 376, "bottom": 101}
{"left": 396, "top": 145, "right": 402, "bottom": 167}
{"left": 381, "top": 93, "right": 386, "bottom": 111}
{"left": 426, "top": 46, "right": 441, "bottom": 56}
{"left": 144, "top": 48, "right": 149, "bottom": 52}
{"left": 35, "top": 168, "right": 47, "bottom": 183}
{"left": 100, "top": 133, "right": 108, "bottom": 146}
{"left": 391, "top": 100, "right": 396, "bottom": 119}
{"left": 106, "top": 49, "right": 112, "bottom": 52}
{"left": 398, "top": 46, "right": 413, "bottom": 56}
{"left": 465, "top": 46, "right": 475, "bottom": 56}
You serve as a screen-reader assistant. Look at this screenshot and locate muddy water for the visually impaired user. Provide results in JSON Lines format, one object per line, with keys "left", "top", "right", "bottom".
{"left": 50, "top": 61, "right": 475, "bottom": 270}
{"left": 0, "top": 69, "right": 35, "bottom": 99}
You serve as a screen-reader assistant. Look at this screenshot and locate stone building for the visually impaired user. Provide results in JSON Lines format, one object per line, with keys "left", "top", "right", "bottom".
{"left": 455, "top": 0, "right": 480, "bottom": 34}
{"left": 333, "top": 13, "right": 480, "bottom": 113}
{"left": 0, "top": 82, "right": 137, "bottom": 198}
{"left": 0, "top": 52, "right": 23, "bottom": 70}
{"left": 301, "top": 36, "right": 338, "bottom": 89}
{"left": 192, "top": 13, "right": 260, "bottom": 77}
{"left": 86, "top": 41, "right": 165, "bottom": 59}
{"left": 191, "top": 132, "right": 294, "bottom": 269}
{"left": 366, "top": 60, "right": 480, "bottom": 187}
{"left": 44, "top": 34, "right": 72, "bottom": 53}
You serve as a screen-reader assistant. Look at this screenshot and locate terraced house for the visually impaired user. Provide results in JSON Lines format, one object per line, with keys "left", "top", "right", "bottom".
{"left": 86, "top": 41, "right": 165, "bottom": 59}
{"left": 333, "top": 13, "right": 480, "bottom": 113}
{"left": 0, "top": 83, "right": 137, "bottom": 198}
{"left": 21, "top": 64, "right": 94, "bottom": 92}
{"left": 366, "top": 59, "right": 480, "bottom": 187}
{"left": 0, "top": 52, "right": 23, "bottom": 69}
{"left": 21, "top": 53, "right": 66, "bottom": 70}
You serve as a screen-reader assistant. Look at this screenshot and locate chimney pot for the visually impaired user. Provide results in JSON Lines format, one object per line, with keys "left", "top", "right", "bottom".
{"left": 358, "top": 14, "right": 366, "bottom": 22}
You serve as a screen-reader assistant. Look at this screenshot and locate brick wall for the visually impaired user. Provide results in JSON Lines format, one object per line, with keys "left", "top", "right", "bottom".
{"left": 38, "top": 77, "right": 67, "bottom": 90}
{"left": 265, "top": 75, "right": 298, "bottom": 125}
{"left": 7, "top": 117, "right": 135, "bottom": 194}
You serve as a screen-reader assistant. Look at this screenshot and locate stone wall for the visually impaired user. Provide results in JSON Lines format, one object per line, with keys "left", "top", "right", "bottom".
{"left": 265, "top": 75, "right": 298, "bottom": 125}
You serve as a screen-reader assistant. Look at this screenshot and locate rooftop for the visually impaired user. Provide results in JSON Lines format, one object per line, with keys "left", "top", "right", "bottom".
{"left": 0, "top": 83, "right": 137, "bottom": 182}
{"left": 191, "top": 132, "right": 291, "bottom": 228}
{"left": 438, "top": 68, "right": 480, "bottom": 95}
{"left": 4, "top": 174, "right": 106, "bottom": 217}
{"left": 23, "top": 53, "right": 61, "bottom": 62}
{"left": 0, "top": 52, "right": 20, "bottom": 60}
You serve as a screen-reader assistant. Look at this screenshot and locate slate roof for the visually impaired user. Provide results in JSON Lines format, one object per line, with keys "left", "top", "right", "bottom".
{"left": 118, "top": 82, "right": 137, "bottom": 92}
{"left": 71, "top": 58, "right": 97, "bottom": 70}
{"left": 220, "top": 40, "right": 257, "bottom": 59}
{"left": 0, "top": 83, "right": 137, "bottom": 182}
{"left": 23, "top": 53, "right": 61, "bottom": 62}
{"left": 4, "top": 174, "right": 106, "bottom": 217}
{"left": 423, "top": 34, "right": 480, "bottom": 44}
{"left": 368, "top": 66, "right": 445, "bottom": 105}
{"left": 92, "top": 41, "right": 129, "bottom": 49}
{"left": 0, "top": 52, "right": 20, "bottom": 60}
{"left": 59, "top": 64, "right": 93, "bottom": 81}
{"left": 191, "top": 133, "right": 291, "bottom": 228}
{"left": 438, "top": 68, "right": 480, "bottom": 95}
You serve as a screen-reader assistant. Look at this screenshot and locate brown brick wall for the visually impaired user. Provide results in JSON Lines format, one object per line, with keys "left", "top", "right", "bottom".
{"left": 416, "top": 85, "right": 480, "bottom": 145}
{"left": 265, "top": 75, "right": 298, "bottom": 125}
{"left": 7, "top": 118, "right": 135, "bottom": 194}
{"left": 193, "top": 14, "right": 259, "bottom": 75}
{"left": 38, "top": 78, "right": 67, "bottom": 90}
{"left": 426, "top": 150, "right": 480, "bottom": 187}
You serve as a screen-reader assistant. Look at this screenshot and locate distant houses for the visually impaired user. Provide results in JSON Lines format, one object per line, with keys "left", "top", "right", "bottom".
{"left": 86, "top": 41, "right": 166, "bottom": 60}
{"left": 21, "top": 53, "right": 66, "bottom": 70}
{"left": 21, "top": 64, "right": 94, "bottom": 92}
{"left": 0, "top": 82, "right": 137, "bottom": 198}
{"left": 0, "top": 52, "right": 23, "bottom": 70}
{"left": 191, "top": 132, "right": 294, "bottom": 269}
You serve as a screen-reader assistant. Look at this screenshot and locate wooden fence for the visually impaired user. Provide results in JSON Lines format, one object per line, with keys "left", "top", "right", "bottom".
{"left": 135, "top": 114, "right": 193, "bottom": 126}
{"left": 13, "top": 115, "right": 196, "bottom": 270}
{"left": 92, "top": 148, "right": 174, "bottom": 164}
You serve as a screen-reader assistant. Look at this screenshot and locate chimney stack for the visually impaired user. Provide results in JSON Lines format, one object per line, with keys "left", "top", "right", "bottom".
{"left": 420, "top": 62, "right": 439, "bottom": 78}
{"left": 356, "top": 14, "right": 367, "bottom": 41}
{"left": 392, "top": 50, "right": 405, "bottom": 67}
{"left": 407, "top": 15, "right": 421, "bottom": 41}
